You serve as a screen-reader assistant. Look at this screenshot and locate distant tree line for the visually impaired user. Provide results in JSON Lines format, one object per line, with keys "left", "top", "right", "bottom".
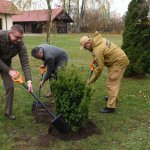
{"left": 57, "top": 0, "right": 125, "bottom": 33}
{"left": 12, "top": 0, "right": 125, "bottom": 33}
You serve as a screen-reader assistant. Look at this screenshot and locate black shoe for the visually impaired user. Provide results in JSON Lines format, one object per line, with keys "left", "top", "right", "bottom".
{"left": 104, "top": 96, "right": 118, "bottom": 103}
{"left": 99, "top": 107, "right": 115, "bottom": 113}
{"left": 5, "top": 113, "right": 16, "bottom": 120}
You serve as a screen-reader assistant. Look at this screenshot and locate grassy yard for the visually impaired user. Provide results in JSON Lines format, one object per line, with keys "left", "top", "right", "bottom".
{"left": 0, "top": 33, "right": 149, "bottom": 150}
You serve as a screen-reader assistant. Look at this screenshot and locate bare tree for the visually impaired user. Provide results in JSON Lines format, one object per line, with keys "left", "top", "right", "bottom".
{"left": 56, "top": 0, "right": 74, "bottom": 15}
{"left": 45, "top": 0, "right": 52, "bottom": 44}
{"left": 76, "top": 0, "right": 112, "bottom": 32}
{"left": 12, "top": 0, "right": 32, "bottom": 10}
{"left": 76, "top": 0, "right": 79, "bottom": 32}
{"left": 77, "top": 0, "right": 86, "bottom": 32}
{"left": 80, "top": 0, "right": 124, "bottom": 33}
{"left": 67, "top": 0, "right": 71, "bottom": 15}
{"left": 12, "top": 0, "right": 47, "bottom": 10}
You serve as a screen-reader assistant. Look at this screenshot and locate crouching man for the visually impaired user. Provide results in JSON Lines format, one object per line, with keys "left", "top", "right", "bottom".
{"left": 31, "top": 44, "right": 68, "bottom": 97}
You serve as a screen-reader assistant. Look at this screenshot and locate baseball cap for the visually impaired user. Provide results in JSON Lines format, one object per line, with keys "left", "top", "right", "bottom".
{"left": 80, "top": 36, "right": 90, "bottom": 50}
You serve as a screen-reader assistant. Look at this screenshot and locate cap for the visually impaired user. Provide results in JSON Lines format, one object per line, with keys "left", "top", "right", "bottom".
{"left": 80, "top": 36, "right": 90, "bottom": 50}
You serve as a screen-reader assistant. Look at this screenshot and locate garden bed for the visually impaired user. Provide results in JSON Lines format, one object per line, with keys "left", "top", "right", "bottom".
{"left": 32, "top": 101, "right": 101, "bottom": 142}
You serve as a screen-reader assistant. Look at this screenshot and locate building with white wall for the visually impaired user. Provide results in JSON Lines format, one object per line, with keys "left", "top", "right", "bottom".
{"left": 0, "top": 0, "right": 19, "bottom": 30}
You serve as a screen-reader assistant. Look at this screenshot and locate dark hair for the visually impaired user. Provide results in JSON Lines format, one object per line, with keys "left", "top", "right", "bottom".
{"left": 31, "top": 47, "right": 41, "bottom": 57}
{"left": 10, "top": 24, "right": 24, "bottom": 34}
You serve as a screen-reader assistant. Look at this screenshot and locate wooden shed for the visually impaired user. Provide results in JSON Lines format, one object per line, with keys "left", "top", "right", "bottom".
{"left": 12, "top": 8, "right": 73, "bottom": 33}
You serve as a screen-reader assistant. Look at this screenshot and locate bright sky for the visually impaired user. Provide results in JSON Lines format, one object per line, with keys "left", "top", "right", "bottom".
{"left": 17, "top": 0, "right": 132, "bottom": 17}
{"left": 51, "top": 0, "right": 132, "bottom": 17}
{"left": 110, "top": 0, "right": 132, "bottom": 16}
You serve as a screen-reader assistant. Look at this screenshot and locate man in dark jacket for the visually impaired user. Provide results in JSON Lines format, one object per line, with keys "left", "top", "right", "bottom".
{"left": 0, "top": 24, "right": 33, "bottom": 120}
{"left": 31, "top": 44, "right": 68, "bottom": 97}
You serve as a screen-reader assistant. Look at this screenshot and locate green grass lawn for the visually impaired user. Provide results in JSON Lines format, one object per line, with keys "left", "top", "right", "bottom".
{"left": 0, "top": 33, "right": 150, "bottom": 150}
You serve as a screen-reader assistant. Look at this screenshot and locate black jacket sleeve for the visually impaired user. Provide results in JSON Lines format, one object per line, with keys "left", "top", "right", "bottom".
{"left": 43, "top": 58, "right": 54, "bottom": 81}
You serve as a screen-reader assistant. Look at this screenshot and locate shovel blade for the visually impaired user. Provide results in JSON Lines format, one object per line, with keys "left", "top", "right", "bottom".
{"left": 51, "top": 114, "right": 70, "bottom": 133}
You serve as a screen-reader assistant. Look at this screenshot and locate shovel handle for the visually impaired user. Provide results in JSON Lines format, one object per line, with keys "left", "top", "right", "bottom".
{"left": 38, "top": 66, "right": 46, "bottom": 97}
{"left": 12, "top": 72, "right": 24, "bottom": 84}
{"left": 89, "top": 63, "right": 98, "bottom": 78}
{"left": 90, "top": 64, "right": 95, "bottom": 71}
{"left": 90, "top": 63, "right": 98, "bottom": 71}
{"left": 12, "top": 72, "right": 56, "bottom": 118}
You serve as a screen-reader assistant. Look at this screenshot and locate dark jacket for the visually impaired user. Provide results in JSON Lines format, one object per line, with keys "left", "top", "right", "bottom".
{"left": 0, "top": 30, "right": 32, "bottom": 81}
{"left": 38, "top": 44, "right": 68, "bottom": 81}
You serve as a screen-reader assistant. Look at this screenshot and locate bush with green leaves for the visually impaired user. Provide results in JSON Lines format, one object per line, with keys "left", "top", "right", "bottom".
{"left": 122, "top": 0, "right": 150, "bottom": 77}
{"left": 50, "top": 67, "right": 93, "bottom": 132}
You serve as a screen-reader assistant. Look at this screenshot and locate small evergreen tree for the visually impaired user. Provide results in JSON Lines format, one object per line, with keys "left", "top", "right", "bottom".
{"left": 122, "top": 0, "right": 150, "bottom": 77}
{"left": 50, "top": 67, "right": 93, "bottom": 132}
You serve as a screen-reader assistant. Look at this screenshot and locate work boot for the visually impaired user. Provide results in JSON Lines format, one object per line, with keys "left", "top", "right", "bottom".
{"left": 5, "top": 113, "right": 16, "bottom": 120}
{"left": 99, "top": 107, "right": 115, "bottom": 113}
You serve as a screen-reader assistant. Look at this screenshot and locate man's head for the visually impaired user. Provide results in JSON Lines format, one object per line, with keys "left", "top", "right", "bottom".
{"left": 80, "top": 36, "right": 92, "bottom": 51}
{"left": 8, "top": 24, "right": 24, "bottom": 44}
{"left": 31, "top": 47, "right": 44, "bottom": 59}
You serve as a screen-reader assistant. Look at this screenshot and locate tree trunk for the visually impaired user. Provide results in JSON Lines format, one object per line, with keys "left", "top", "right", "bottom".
{"left": 77, "top": 0, "right": 85, "bottom": 33}
{"left": 76, "top": 0, "right": 79, "bottom": 32}
{"left": 46, "top": 0, "right": 52, "bottom": 44}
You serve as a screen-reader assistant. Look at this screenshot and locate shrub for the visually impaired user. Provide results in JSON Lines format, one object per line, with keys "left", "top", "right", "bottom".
{"left": 50, "top": 66, "right": 93, "bottom": 132}
{"left": 122, "top": 0, "right": 150, "bottom": 77}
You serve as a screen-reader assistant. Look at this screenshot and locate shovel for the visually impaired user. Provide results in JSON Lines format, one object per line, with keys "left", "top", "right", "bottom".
{"left": 12, "top": 72, "right": 70, "bottom": 134}
{"left": 89, "top": 63, "right": 97, "bottom": 78}
{"left": 35, "top": 66, "right": 47, "bottom": 107}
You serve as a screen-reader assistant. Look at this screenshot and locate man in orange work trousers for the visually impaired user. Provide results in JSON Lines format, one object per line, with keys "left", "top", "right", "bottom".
{"left": 80, "top": 31, "right": 129, "bottom": 113}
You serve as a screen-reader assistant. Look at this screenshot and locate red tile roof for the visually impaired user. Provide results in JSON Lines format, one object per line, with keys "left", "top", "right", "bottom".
{"left": 0, "top": 0, "right": 20, "bottom": 15}
{"left": 12, "top": 7, "right": 64, "bottom": 22}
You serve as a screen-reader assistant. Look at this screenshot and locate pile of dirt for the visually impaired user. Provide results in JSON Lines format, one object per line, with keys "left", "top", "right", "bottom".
{"left": 32, "top": 101, "right": 101, "bottom": 142}
{"left": 32, "top": 101, "right": 54, "bottom": 124}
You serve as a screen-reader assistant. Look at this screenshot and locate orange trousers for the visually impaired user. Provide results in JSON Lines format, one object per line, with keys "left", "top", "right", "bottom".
{"left": 106, "top": 67, "right": 126, "bottom": 108}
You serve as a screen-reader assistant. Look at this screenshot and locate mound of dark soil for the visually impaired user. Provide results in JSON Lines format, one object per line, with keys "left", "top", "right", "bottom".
{"left": 32, "top": 101, "right": 54, "bottom": 124}
{"left": 32, "top": 101, "right": 101, "bottom": 142}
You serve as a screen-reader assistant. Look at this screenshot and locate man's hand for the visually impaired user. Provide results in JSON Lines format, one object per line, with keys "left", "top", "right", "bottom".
{"left": 91, "top": 59, "right": 96, "bottom": 65}
{"left": 87, "top": 79, "right": 91, "bottom": 85}
{"left": 27, "top": 80, "right": 33, "bottom": 92}
{"left": 40, "top": 64, "right": 45, "bottom": 69}
{"left": 9, "top": 70, "right": 19, "bottom": 79}
{"left": 40, "top": 80, "right": 45, "bottom": 87}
